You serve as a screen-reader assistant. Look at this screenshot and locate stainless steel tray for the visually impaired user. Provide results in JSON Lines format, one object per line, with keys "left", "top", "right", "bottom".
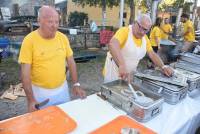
{"left": 133, "top": 77, "right": 188, "bottom": 105}
{"left": 134, "top": 69, "right": 188, "bottom": 87}
{"left": 101, "top": 80, "right": 164, "bottom": 122}
{"left": 180, "top": 52, "right": 200, "bottom": 65}
{"left": 175, "top": 68, "right": 200, "bottom": 91}
{"left": 174, "top": 61, "right": 200, "bottom": 74}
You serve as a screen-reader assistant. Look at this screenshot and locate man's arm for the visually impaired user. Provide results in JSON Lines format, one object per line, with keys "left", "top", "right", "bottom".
{"left": 183, "top": 27, "right": 192, "bottom": 36}
{"left": 147, "top": 50, "right": 173, "bottom": 76}
{"left": 67, "top": 56, "right": 86, "bottom": 98}
{"left": 108, "top": 38, "right": 129, "bottom": 80}
{"left": 21, "top": 63, "right": 37, "bottom": 112}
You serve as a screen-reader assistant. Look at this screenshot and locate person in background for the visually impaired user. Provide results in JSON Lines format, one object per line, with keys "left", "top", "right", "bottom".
{"left": 180, "top": 13, "right": 195, "bottom": 52}
{"left": 103, "top": 14, "right": 173, "bottom": 83}
{"left": 19, "top": 5, "right": 86, "bottom": 112}
{"left": 161, "top": 18, "right": 173, "bottom": 40}
{"left": 150, "top": 17, "right": 162, "bottom": 53}
{"left": 90, "top": 20, "right": 98, "bottom": 32}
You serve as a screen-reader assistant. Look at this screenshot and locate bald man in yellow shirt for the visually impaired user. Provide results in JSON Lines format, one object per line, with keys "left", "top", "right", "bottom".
{"left": 181, "top": 13, "right": 195, "bottom": 52}
{"left": 103, "top": 14, "right": 173, "bottom": 83}
{"left": 19, "top": 6, "right": 85, "bottom": 112}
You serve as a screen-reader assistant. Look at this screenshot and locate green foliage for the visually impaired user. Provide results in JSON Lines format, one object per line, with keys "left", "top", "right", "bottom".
{"left": 68, "top": 11, "right": 88, "bottom": 27}
{"left": 172, "top": 0, "right": 185, "bottom": 8}
{"left": 72, "top": 0, "right": 119, "bottom": 8}
{"left": 182, "top": 2, "right": 193, "bottom": 13}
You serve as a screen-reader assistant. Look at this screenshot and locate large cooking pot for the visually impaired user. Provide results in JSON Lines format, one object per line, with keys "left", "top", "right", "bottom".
{"left": 158, "top": 39, "right": 177, "bottom": 63}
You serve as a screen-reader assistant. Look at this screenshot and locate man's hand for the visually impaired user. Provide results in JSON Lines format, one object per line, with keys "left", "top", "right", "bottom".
{"left": 72, "top": 86, "right": 86, "bottom": 99}
{"left": 162, "top": 65, "right": 173, "bottom": 77}
{"left": 118, "top": 65, "right": 129, "bottom": 80}
{"left": 28, "top": 100, "right": 38, "bottom": 112}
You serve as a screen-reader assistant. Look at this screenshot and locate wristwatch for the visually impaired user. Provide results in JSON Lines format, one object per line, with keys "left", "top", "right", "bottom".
{"left": 73, "top": 82, "right": 80, "bottom": 87}
{"left": 161, "top": 65, "right": 168, "bottom": 70}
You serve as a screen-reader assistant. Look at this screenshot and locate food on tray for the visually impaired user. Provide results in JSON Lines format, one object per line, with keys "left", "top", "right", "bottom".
{"left": 121, "top": 127, "right": 140, "bottom": 134}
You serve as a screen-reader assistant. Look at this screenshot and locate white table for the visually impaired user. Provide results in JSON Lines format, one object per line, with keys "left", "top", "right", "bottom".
{"left": 142, "top": 94, "right": 200, "bottom": 134}
{"left": 58, "top": 94, "right": 126, "bottom": 134}
{"left": 58, "top": 94, "right": 200, "bottom": 134}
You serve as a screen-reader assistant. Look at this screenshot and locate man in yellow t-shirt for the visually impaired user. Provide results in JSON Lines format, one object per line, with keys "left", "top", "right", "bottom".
{"left": 18, "top": 6, "right": 85, "bottom": 112}
{"left": 181, "top": 13, "right": 195, "bottom": 52}
{"left": 103, "top": 14, "right": 173, "bottom": 83}
{"left": 161, "top": 18, "right": 172, "bottom": 40}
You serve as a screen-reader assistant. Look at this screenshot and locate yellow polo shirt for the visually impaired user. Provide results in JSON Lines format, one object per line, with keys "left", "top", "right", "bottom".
{"left": 113, "top": 26, "right": 153, "bottom": 52}
{"left": 161, "top": 24, "right": 172, "bottom": 39}
{"left": 18, "top": 30, "right": 73, "bottom": 89}
{"left": 183, "top": 20, "right": 195, "bottom": 42}
{"left": 150, "top": 26, "right": 161, "bottom": 47}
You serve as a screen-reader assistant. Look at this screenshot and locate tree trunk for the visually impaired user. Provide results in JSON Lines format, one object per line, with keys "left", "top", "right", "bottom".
{"left": 151, "top": 0, "right": 159, "bottom": 24}
{"left": 102, "top": 0, "right": 106, "bottom": 30}
{"left": 174, "top": 7, "right": 183, "bottom": 37}
{"left": 119, "top": 0, "right": 124, "bottom": 27}
{"left": 129, "top": 0, "right": 135, "bottom": 24}
{"left": 192, "top": 0, "right": 197, "bottom": 24}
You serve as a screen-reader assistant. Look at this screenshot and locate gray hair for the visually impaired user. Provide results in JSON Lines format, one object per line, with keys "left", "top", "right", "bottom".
{"left": 136, "top": 14, "right": 152, "bottom": 25}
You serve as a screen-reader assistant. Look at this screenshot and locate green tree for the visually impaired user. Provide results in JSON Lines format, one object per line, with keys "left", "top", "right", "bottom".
{"left": 72, "top": 0, "right": 119, "bottom": 29}
{"left": 68, "top": 11, "right": 88, "bottom": 27}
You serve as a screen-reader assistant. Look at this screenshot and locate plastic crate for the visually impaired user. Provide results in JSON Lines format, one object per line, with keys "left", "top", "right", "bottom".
{"left": 0, "top": 37, "right": 9, "bottom": 48}
{"left": 99, "top": 30, "right": 114, "bottom": 46}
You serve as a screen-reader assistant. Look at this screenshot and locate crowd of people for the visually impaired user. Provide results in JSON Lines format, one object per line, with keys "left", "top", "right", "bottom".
{"left": 18, "top": 5, "right": 196, "bottom": 112}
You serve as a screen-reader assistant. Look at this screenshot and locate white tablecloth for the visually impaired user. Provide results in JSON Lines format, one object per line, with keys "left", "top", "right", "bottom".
{"left": 142, "top": 94, "right": 200, "bottom": 134}
{"left": 58, "top": 94, "right": 200, "bottom": 134}
{"left": 58, "top": 94, "right": 126, "bottom": 134}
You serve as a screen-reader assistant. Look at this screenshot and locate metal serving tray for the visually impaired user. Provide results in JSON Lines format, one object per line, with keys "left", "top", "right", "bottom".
{"left": 175, "top": 68, "right": 200, "bottom": 91}
{"left": 101, "top": 80, "right": 164, "bottom": 122}
{"left": 133, "top": 77, "right": 187, "bottom": 105}
{"left": 180, "top": 52, "right": 200, "bottom": 65}
{"left": 174, "top": 60, "right": 200, "bottom": 74}
{"left": 134, "top": 69, "right": 188, "bottom": 87}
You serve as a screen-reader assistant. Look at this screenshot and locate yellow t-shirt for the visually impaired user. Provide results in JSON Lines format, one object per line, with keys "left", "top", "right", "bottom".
{"left": 113, "top": 26, "right": 153, "bottom": 52}
{"left": 18, "top": 30, "right": 73, "bottom": 89}
{"left": 161, "top": 24, "right": 172, "bottom": 39}
{"left": 150, "top": 26, "right": 161, "bottom": 47}
{"left": 183, "top": 20, "right": 195, "bottom": 42}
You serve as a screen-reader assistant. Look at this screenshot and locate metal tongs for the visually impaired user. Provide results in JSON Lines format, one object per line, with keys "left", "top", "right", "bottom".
{"left": 128, "top": 83, "right": 153, "bottom": 106}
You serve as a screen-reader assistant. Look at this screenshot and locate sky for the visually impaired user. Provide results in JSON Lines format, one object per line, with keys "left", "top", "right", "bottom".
{"left": 55, "top": 0, "right": 66, "bottom": 4}
{"left": 55, "top": 0, "right": 200, "bottom": 6}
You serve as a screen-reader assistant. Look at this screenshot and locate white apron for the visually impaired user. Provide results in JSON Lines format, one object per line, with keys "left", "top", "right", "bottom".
{"left": 104, "top": 25, "right": 147, "bottom": 83}
{"left": 32, "top": 80, "right": 70, "bottom": 108}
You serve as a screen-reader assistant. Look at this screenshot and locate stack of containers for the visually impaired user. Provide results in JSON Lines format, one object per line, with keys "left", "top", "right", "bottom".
{"left": 172, "top": 52, "right": 200, "bottom": 97}
{"left": 133, "top": 69, "right": 188, "bottom": 105}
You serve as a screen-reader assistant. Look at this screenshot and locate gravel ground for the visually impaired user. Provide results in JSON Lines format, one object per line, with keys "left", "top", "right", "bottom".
{"left": 0, "top": 49, "right": 106, "bottom": 121}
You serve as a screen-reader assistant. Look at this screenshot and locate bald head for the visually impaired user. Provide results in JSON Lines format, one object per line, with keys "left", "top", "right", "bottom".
{"left": 38, "top": 5, "right": 58, "bottom": 20}
{"left": 37, "top": 5, "right": 59, "bottom": 39}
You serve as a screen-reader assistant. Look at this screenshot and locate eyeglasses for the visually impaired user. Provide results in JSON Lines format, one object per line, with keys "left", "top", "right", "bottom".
{"left": 136, "top": 21, "right": 149, "bottom": 33}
